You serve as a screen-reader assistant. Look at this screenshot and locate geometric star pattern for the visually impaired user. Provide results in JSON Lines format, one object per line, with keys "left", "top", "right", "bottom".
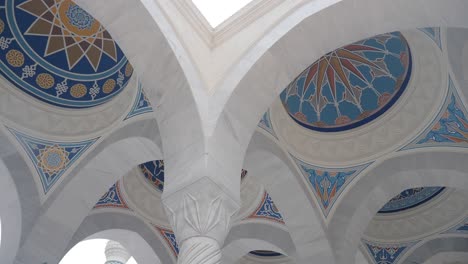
{"left": 281, "top": 32, "right": 411, "bottom": 132}
{"left": 18, "top": 0, "right": 117, "bottom": 71}
{"left": 0, "top": 0, "right": 133, "bottom": 108}
{"left": 8, "top": 126, "right": 97, "bottom": 194}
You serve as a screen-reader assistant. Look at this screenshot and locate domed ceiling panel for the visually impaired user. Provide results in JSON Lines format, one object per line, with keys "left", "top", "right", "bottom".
{"left": 281, "top": 32, "right": 411, "bottom": 132}
{"left": 0, "top": 0, "right": 133, "bottom": 108}
{"left": 378, "top": 187, "right": 445, "bottom": 214}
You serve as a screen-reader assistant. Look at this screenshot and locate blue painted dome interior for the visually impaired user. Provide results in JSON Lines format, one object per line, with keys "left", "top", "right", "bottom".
{"left": 378, "top": 187, "right": 445, "bottom": 214}
{"left": 281, "top": 32, "right": 411, "bottom": 132}
{"left": 0, "top": 0, "right": 133, "bottom": 108}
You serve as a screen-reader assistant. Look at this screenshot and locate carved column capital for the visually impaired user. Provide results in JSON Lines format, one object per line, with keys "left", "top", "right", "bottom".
{"left": 162, "top": 177, "right": 240, "bottom": 246}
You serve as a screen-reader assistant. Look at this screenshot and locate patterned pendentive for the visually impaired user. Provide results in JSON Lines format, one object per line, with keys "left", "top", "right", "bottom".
{"left": 419, "top": 27, "right": 442, "bottom": 49}
{"left": 139, "top": 160, "right": 164, "bottom": 192}
{"left": 258, "top": 111, "right": 276, "bottom": 138}
{"left": 125, "top": 82, "right": 153, "bottom": 120}
{"left": 378, "top": 187, "right": 445, "bottom": 214}
{"left": 248, "top": 192, "right": 284, "bottom": 224}
{"left": 295, "top": 158, "right": 367, "bottom": 218}
{"left": 281, "top": 32, "right": 411, "bottom": 132}
{"left": 94, "top": 181, "right": 129, "bottom": 209}
{"left": 0, "top": 0, "right": 133, "bottom": 108}
{"left": 154, "top": 226, "right": 179, "bottom": 257}
{"left": 364, "top": 241, "right": 410, "bottom": 264}
{"left": 9, "top": 127, "right": 96, "bottom": 194}
{"left": 405, "top": 78, "right": 468, "bottom": 148}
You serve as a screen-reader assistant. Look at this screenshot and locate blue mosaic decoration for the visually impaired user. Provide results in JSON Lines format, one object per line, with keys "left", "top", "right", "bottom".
{"left": 125, "top": 82, "right": 153, "bottom": 120}
{"left": 94, "top": 181, "right": 129, "bottom": 209}
{"left": 249, "top": 251, "right": 283, "bottom": 258}
{"left": 9, "top": 127, "right": 96, "bottom": 194}
{"left": 406, "top": 78, "right": 468, "bottom": 148}
{"left": 0, "top": 0, "right": 133, "bottom": 108}
{"left": 155, "top": 226, "right": 179, "bottom": 257}
{"left": 258, "top": 111, "right": 276, "bottom": 138}
{"left": 295, "top": 158, "right": 367, "bottom": 218}
{"left": 419, "top": 27, "right": 442, "bottom": 50}
{"left": 139, "top": 160, "right": 164, "bottom": 192}
{"left": 379, "top": 187, "right": 445, "bottom": 214}
{"left": 364, "top": 242, "right": 409, "bottom": 264}
{"left": 444, "top": 218, "right": 468, "bottom": 234}
{"left": 249, "top": 192, "right": 284, "bottom": 224}
{"left": 281, "top": 32, "right": 411, "bottom": 132}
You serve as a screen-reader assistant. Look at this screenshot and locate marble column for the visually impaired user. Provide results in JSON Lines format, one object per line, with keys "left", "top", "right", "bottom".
{"left": 105, "top": 241, "right": 130, "bottom": 264}
{"left": 163, "top": 177, "right": 239, "bottom": 264}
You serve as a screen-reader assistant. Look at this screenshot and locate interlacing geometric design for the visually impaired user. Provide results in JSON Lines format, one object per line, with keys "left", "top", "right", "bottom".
{"left": 94, "top": 181, "right": 129, "bottom": 210}
{"left": 295, "top": 158, "right": 368, "bottom": 218}
{"left": 248, "top": 192, "right": 284, "bottom": 224}
{"left": 0, "top": 0, "right": 132, "bottom": 108}
{"left": 281, "top": 32, "right": 411, "bottom": 132}
{"left": 154, "top": 226, "right": 179, "bottom": 257}
{"left": 364, "top": 242, "right": 410, "bottom": 264}
{"left": 378, "top": 187, "right": 445, "bottom": 214}
{"left": 406, "top": 78, "right": 468, "bottom": 148}
{"left": 8, "top": 127, "right": 96, "bottom": 194}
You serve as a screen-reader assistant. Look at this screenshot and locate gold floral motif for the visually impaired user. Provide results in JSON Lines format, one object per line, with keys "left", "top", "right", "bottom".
{"left": 6, "top": 50, "right": 25, "bottom": 67}
{"left": 70, "top": 84, "right": 87, "bottom": 98}
{"left": 125, "top": 63, "right": 133, "bottom": 77}
{"left": 102, "top": 79, "right": 116, "bottom": 94}
{"left": 0, "top": 19, "right": 4, "bottom": 34}
{"left": 37, "top": 145, "right": 69, "bottom": 175}
{"left": 36, "top": 73, "right": 55, "bottom": 89}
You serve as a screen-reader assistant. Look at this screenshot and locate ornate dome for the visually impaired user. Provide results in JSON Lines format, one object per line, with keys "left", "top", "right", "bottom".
{"left": 0, "top": 0, "right": 133, "bottom": 108}
{"left": 280, "top": 32, "right": 411, "bottom": 132}
{"left": 378, "top": 187, "right": 445, "bottom": 214}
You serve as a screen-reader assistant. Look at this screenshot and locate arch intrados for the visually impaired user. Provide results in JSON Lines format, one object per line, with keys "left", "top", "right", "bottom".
{"left": 213, "top": 0, "right": 468, "bottom": 142}
{"left": 244, "top": 131, "right": 334, "bottom": 263}
{"left": 329, "top": 150, "right": 468, "bottom": 264}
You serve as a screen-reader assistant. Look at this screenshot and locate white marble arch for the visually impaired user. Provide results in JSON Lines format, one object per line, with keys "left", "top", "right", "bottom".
{"left": 14, "top": 119, "right": 163, "bottom": 264}
{"left": 72, "top": 0, "right": 208, "bottom": 193}
{"left": 223, "top": 222, "right": 296, "bottom": 264}
{"left": 423, "top": 252, "right": 468, "bottom": 264}
{"left": 243, "top": 131, "right": 334, "bottom": 264}
{"left": 402, "top": 237, "right": 468, "bottom": 264}
{"left": 211, "top": 0, "right": 468, "bottom": 161}
{"left": 0, "top": 128, "right": 41, "bottom": 264}
{"left": 68, "top": 212, "right": 172, "bottom": 264}
{"left": 0, "top": 151, "right": 22, "bottom": 264}
{"left": 328, "top": 149, "right": 468, "bottom": 264}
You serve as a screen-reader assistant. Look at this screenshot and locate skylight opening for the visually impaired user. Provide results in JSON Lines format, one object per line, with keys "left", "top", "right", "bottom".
{"left": 60, "top": 239, "right": 138, "bottom": 264}
{"left": 191, "top": 0, "right": 254, "bottom": 27}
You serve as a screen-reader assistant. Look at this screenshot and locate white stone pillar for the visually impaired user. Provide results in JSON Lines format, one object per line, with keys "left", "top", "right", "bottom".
{"left": 163, "top": 178, "right": 239, "bottom": 264}
{"left": 104, "top": 241, "right": 130, "bottom": 264}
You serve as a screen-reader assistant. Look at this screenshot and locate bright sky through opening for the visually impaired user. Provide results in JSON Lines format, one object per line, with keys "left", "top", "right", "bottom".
{"left": 60, "top": 239, "right": 138, "bottom": 264}
{"left": 191, "top": 0, "right": 254, "bottom": 27}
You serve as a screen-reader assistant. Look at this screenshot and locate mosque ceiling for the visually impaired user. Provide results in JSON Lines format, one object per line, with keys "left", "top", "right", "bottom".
{"left": 0, "top": 0, "right": 132, "bottom": 108}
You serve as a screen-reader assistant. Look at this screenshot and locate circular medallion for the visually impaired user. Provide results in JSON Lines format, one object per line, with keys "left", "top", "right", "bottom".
{"left": 37, "top": 145, "right": 69, "bottom": 174}
{"left": 281, "top": 32, "right": 411, "bottom": 132}
{"left": 378, "top": 187, "right": 445, "bottom": 214}
{"left": 0, "top": 0, "right": 133, "bottom": 108}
